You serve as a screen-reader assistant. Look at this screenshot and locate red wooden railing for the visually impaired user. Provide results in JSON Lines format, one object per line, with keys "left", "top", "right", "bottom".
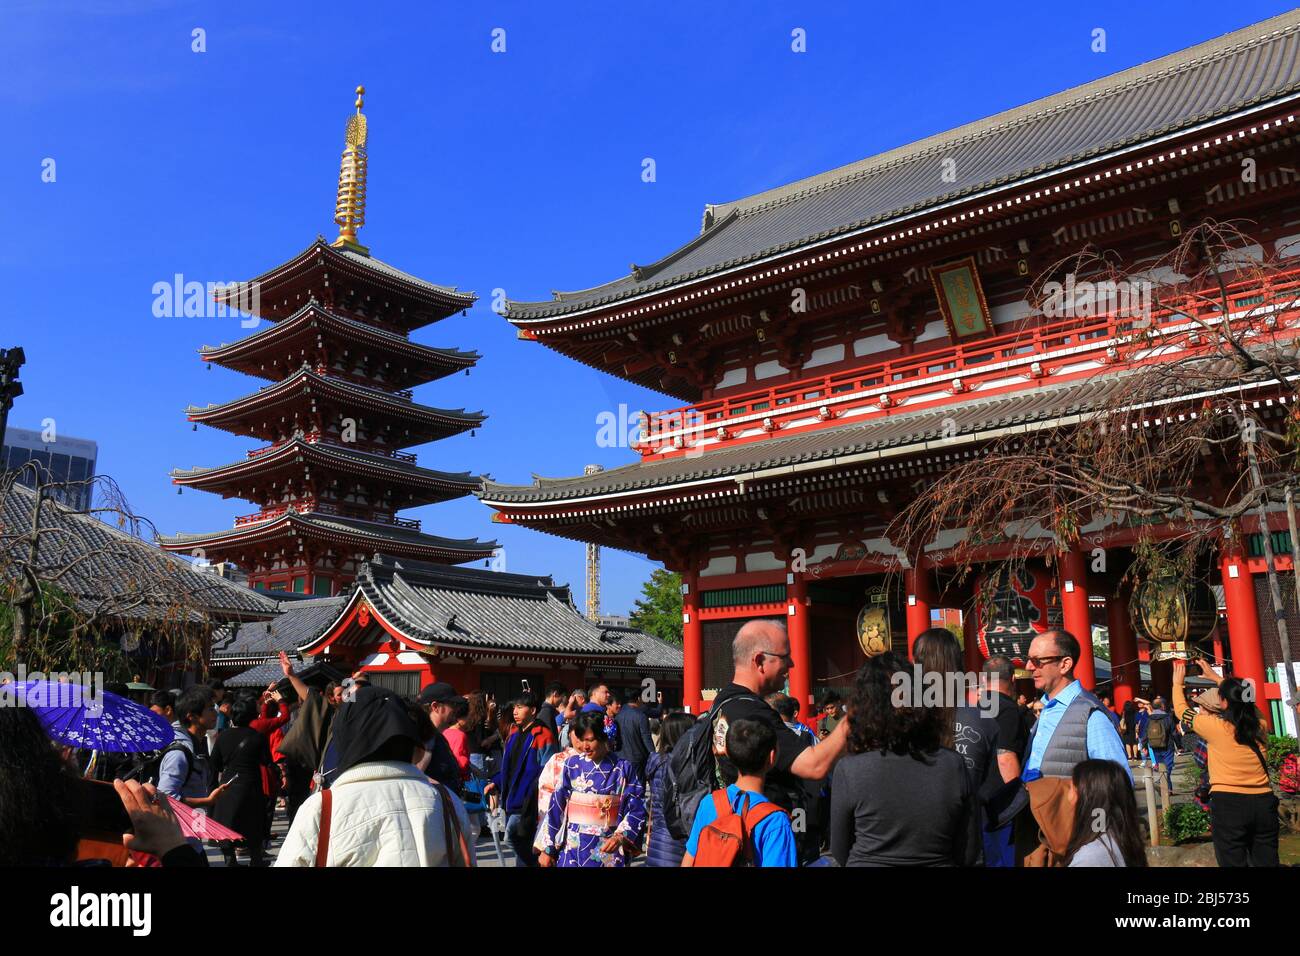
{"left": 233, "top": 497, "right": 422, "bottom": 530}
{"left": 639, "top": 266, "right": 1300, "bottom": 457}
{"left": 245, "top": 432, "right": 417, "bottom": 464}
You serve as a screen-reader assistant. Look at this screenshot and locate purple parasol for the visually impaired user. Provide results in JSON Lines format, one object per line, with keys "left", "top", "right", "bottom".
{"left": 1, "top": 680, "right": 174, "bottom": 752}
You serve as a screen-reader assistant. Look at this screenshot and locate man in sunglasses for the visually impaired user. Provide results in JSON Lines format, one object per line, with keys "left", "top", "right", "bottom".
{"left": 1022, "top": 630, "right": 1131, "bottom": 784}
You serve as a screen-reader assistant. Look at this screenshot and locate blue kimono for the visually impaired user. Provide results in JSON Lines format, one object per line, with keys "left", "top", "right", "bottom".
{"left": 540, "top": 752, "right": 646, "bottom": 867}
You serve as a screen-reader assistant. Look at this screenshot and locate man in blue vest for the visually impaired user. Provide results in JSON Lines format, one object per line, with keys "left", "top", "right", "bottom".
{"left": 1023, "top": 629, "right": 1131, "bottom": 784}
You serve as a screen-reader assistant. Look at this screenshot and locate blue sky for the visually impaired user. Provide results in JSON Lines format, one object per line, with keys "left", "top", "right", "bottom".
{"left": 2, "top": 0, "right": 1295, "bottom": 615}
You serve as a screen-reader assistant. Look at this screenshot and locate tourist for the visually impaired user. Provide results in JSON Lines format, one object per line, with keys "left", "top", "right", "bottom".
{"left": 583, "top": 682, "right": 621, "bottom": 752}
{"left": 531, "top": 732, "right": 578, "bottom": 856}
{"left": 613, "top": 687, "right": 656, "bottom": 781}
{"left": 818, "top": 691, "right": 844, "bottom": 738}
{"left": 538, "top": 682, "right": 567, "bottom": 737}
{"left": 1063, "top": 759, "right": 1148, "bottom": 867}
{"left": 538, "top": 711, "right": 646, "bottom": 867}
{"left": 644, "top": 712, "right": 695, "bottom": 867}
{"left": 1100, "top": 695, "right": 1122, "bottom": 731}
{"left": 276, "top": 684, "right": 472, "bottom": 867}
{"left": 441, "top": 698, "right": 472, "bottom": 787}
{"left": 682, "top": 717, "right": 796, "bottom": 867}
{"left": 768, "top": 692, "right": 817, "bottom": 747}
{"left": 211, "top": 679, "right": 229, "bottom": 731}
{"left": 1023, "top": 630, "right": 1130, "bottom": 781}
{"left": 1142, "top": 695, "right": 1176, "bottom": 792}
{"left": 709, "top": 619, "right": 848, "bottom": 864}
{"left": 275, "top": 653, "right": 341, "bottom": 790}
{"left": 1119, "top": 700, "right": 1141, "bottom": 761}
{"left": 829, "top": 651, "right": 978, "bottom": 866}
{"left": 483, "top": 692, "right": 557, "bottom": 866}
{"left": 1172, "top": 660, "right": 1277, "bottom": 866}
{"left": 159, "top": 686, "right": 227, "bottom": 810}
{"left": 211, "top": 694, "right": 274, "bottom": 866}
{"left": 149, "top": 689, "right": 174, "bottom": 723}
{"left": 980, "top": 654, "right": 1029, "bottom": 867}
{"left": 1015, "top": 630, "right": 1129, "bottom": 864}
{"left": 417, "top": 682, "right": 467, "bottom": 795}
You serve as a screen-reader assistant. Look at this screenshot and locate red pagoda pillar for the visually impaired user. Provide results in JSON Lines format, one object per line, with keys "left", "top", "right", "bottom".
{"left": 787, "top": 574, "right": 814, "bottom": 725}
{"left": 906, "top": 560, "right": 936, "bottom": 658}
{"left": 1219, "top": 547, "right": 1273, "bottom": 731}
{"left": 682, "top": 570, "right": 704, "bottom": 714}
{"left": 1059, "top": 547, "right": 1096, "bottom": 689}
{"left": 1107, "top": 591, "right": 1140, "bottom": 711}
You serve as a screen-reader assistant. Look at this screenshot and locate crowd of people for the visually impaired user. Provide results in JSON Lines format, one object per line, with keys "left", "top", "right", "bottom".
{"left": 0, "top": 619, "right": 1286, "bottom": 869}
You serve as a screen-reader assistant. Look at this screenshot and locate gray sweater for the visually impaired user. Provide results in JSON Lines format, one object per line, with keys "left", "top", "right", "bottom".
{"left": 1068, "top": 832, "right": 1124, "bottom": 867}
{"left": 830, "top": 747, "right": 979, "bottom": 866}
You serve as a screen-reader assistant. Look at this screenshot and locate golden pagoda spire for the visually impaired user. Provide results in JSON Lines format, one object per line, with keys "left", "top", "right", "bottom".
{"left": 332, "top": 85, "right": 369, "bottom": 254}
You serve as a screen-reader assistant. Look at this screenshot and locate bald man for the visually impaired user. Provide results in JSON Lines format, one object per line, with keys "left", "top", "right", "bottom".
{"left": 709, "top": 619, "right": 849, "bottom": 863}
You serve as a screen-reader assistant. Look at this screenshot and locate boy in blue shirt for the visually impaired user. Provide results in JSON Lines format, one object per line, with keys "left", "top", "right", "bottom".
{"left": 682, "top": 717, "right": 797, "bottom": 867}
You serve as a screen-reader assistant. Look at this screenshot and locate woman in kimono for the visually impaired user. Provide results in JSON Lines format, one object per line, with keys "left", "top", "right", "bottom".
{"left": 538, "top": 711, "right": 646, "bottom": 867}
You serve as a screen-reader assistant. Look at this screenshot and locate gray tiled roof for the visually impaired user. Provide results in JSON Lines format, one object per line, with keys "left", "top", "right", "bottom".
{"left": 160, "top": 511, "right": 499, "bottom": 557}
{"left": 210, "top": 595, "right": 348, "bottom": 658}
{"left": 335, "top": 247, "right": 475, "bottom": 303}
{"left": 508, "top": 10, "right": 1300, "bottom": 319}
{"left": 199, "top": 300, "right": 480, "bottom": 367}
{"left": 597, "top": 625, "right": 685, "bottom": 671}
{"left": 2, "top": 482, "right": 277, "bottom": 623}
{"left": 170, "top": 439, "right": 482, "bottom": 489}
{"left": 481, "top": 371, "right": 1127, "bottom": 505}
{"left": 336, "top": 556, "right": 646, "bottom": 660}
{"left": 184, "top": 367, "right": 486, "bottom": 428}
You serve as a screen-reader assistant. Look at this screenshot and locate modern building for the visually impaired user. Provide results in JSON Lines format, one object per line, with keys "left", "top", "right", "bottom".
{"left": 3, "top": 426, "right": 97, "bottom": 511}
{"left": 483, "top": 12, "right": 1300, "bottom": 727}
{"left": 161, "top": 87, "right": 497, "bottom": 594}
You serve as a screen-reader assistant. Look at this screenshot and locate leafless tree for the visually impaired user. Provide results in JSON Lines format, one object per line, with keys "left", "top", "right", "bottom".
{"left": 887, "top": 220, "right": 1300, "bottom": 687}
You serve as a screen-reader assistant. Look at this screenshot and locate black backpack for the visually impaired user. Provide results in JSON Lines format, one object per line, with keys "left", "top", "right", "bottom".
{"left": 119, "top": 740, "right": 195, "bottom": 788}
{"left": 663, "top": 695, "right": 758, "bottom": 841}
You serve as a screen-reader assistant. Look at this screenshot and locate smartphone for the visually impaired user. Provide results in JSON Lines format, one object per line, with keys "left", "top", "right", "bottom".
{"left": 521, "top": 679, "right": 531, "bottom": 693}
{"left": 75, "top": 778, "right": 133, "bottom": 836}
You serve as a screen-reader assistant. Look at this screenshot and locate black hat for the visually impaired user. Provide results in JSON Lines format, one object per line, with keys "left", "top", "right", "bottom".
{"left": 418, "top": 681, "right": 466, "bottom": 707}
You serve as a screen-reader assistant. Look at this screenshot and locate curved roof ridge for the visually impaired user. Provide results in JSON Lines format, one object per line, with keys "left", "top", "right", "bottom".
{"left": 704, "top": 9, "right": 1300, "bottom": 223}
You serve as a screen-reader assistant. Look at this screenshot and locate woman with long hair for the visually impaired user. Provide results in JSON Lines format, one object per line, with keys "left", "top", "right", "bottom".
{"left": 912, "top": 628, "right": 1005, "bottom": 863}
{"left": 1119, "top": 700, "right": 1140, "bottom": 761}
{"left": 829, "top": 651, "right": 979, "bottom": 866}
{"left": 1172, "top": 660, "right": 1276, "bottom": 866}
{"left": 1063, "top": 759, "right": 1148, "bottom": 866}
{"left": 0, "top": 697, "right": 81, "bottom": 866}
{"left": 644, "top": 711, "right": 695, "bottom": 867}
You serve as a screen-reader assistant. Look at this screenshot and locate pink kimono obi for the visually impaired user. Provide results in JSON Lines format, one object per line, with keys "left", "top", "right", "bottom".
{"left": 565, "top": 791, "right": 622, "bottom": 828}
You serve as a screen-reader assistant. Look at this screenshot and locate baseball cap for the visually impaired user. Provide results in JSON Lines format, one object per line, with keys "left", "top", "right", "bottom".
{"left": 418, "top": 682, "right": 466, "bottom": 707}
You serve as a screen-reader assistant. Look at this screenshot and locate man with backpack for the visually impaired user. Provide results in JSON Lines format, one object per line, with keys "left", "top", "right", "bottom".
{"left": 1143, "top": 696, "right": 1177, "bottom": 792}
{"left": 682, "top": 717, "right": 796, "bottom": 867}
{"left": 156, "top": 686, "right": 226, "bottom": 810}
{"left": 667, "top": 619, "right": 848, "bottom": 865}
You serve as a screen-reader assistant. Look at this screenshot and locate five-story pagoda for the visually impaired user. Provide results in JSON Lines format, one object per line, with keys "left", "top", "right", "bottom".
{"left": 163, "top": 87, "right": 497, "bottom": 595}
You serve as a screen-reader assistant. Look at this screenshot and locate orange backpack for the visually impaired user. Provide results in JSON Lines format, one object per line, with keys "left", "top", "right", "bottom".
{"left": 692, "top": 789, "right": 785, "bottom": 867}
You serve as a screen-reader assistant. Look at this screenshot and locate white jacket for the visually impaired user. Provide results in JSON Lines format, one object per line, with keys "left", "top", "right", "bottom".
{"left": 275, "top": 761, "right": 472, "bottom": 867}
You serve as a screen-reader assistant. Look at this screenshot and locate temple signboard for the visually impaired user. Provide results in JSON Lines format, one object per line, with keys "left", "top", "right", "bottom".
{"left": 930, "top": 257, "right": 993, "bottom": 344}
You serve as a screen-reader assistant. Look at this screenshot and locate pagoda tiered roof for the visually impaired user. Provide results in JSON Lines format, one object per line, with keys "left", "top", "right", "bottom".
{"left": 170, "top": 437, "right": 482, "bottom": 508}
{"left": 214, "top": 239, "right": 475, "bottom": 332}
{"left": 199, "top": 300, "right": 479, "bottom": 388}
{"left": 160, "top": 510, "right": 497, "bottom": 564}
{"left": 184, "top": 366, "right": 485, "bottom": 447}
